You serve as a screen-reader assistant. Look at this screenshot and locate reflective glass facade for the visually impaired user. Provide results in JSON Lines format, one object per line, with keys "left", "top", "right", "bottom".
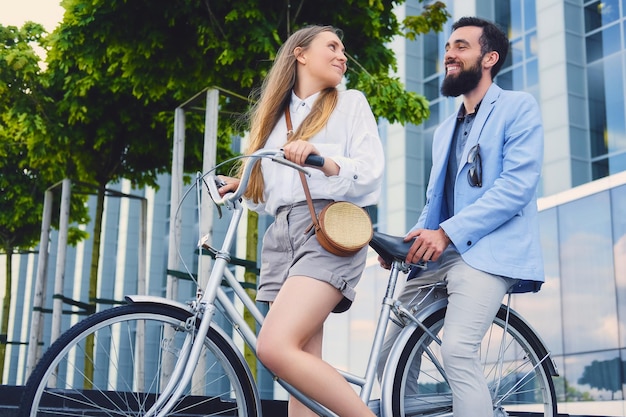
{"left": 495, "top": 0, "right": 540, "bottom": 99}
{"left": 516, "top": 177, "right": 626, "bottom": 415}
{"left": 585, "top": 0, "right": 626, "bottom": 178}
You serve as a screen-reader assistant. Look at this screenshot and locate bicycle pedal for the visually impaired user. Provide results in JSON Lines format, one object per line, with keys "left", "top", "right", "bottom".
{"left": 493, "top": 406, "right": 509, "bottom": 417}
{"left": 367, "top": 399, "right": 380, "bottom": 416}
{"left": 198, "top": 234, "right": 209, "bottom": 246}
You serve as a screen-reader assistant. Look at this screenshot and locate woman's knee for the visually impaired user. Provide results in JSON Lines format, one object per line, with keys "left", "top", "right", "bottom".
{"left": 256, "top": 329, "right": 284, "bottom": 371}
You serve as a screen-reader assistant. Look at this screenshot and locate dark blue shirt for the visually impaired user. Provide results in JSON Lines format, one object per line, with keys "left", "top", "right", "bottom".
{"left": 444, "top": 102, "right": 480, "bottom": 220}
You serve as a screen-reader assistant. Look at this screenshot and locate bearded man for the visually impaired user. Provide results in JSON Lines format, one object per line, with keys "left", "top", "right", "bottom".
{"left": 377, "top": 16, "right": 545, "bottom": 417}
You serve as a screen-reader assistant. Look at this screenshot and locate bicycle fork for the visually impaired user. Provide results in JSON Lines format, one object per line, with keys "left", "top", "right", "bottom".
{"left": 146, "top": 188, "right": 247, "bottom": 416}
{"left": 144, "top": 253, "right": 235, "bottom": 416}
{"left": 143, "top": 300, "right": 217, "bottom": 417}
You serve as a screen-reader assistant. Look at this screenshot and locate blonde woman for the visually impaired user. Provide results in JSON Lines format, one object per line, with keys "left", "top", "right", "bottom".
{"left": 219, "top": 25, "right": 383, "bottom": 417}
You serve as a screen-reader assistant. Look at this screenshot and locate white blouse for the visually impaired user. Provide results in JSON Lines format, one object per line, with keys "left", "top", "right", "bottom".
{"left": 246, "top": 89, "right": 384, "bottom": 216}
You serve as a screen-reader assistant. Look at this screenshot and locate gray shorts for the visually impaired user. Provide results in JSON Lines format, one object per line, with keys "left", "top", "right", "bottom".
{"left": 256, "top": 199, "right": 368, "bottom": 313}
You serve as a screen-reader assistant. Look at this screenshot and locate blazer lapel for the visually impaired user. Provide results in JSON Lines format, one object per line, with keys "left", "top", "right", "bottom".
{"left": 459, "top": 84, "right": 501, "bottom": 173}
{"left": 432, "top": 112, "right": 457, "bottom": 180}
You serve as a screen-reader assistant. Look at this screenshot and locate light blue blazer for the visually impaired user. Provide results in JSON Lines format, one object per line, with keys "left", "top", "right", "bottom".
{"left": 411, "top": 83, "right": 545, "bottom": 292}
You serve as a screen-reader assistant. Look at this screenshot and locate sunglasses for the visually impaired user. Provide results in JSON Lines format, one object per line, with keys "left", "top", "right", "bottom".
{"left": 467, "top": 144, "right": 482, "bottom": 187}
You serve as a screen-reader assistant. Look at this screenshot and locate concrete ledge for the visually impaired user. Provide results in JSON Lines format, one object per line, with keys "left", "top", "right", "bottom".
{"left": 0, "top": 385, "right": 603, "bottom": 417}
{"left": 0, "top": 385, "right": 286, "bottom": 416}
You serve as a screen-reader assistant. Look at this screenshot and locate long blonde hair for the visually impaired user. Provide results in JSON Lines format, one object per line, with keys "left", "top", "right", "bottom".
{"left": 241, "top": 25, "right": 341, "bottom": 203}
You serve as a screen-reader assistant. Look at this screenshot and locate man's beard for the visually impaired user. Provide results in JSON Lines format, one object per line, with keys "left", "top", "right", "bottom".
{"left": 440, "top": 57, "right": 483, "bottom": 97}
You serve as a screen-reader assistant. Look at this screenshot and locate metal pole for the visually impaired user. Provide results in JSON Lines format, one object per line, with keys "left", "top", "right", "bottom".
{"left": 138, "top": 198, "right": 147, "bottom": 295}
{"left": 162, "top": 107, "right": 185, "bottom": 385}
{"left": 134, "top": 197, "right": 148, "bottom": 392}
{"left": 50, "top": 179, "right": 71, "bottom": 347}
{"left": 191, "top": 89, "right": 219, "bottom": 394}
{"left": 199, "top": 88, "right": 218, "bottom": 286}
{"left": 25, "top": 189, "right": 54, "bottom": 378}
{"left": 166, "top": 108, "right": 185, "bottom": 301}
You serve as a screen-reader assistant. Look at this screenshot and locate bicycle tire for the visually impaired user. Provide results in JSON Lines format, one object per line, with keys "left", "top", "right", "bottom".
{"left": 18, "top": 303, "right": 260, "bottom": 417}
{"left": 386, "top": 305, "right": 557, "bottom": 417}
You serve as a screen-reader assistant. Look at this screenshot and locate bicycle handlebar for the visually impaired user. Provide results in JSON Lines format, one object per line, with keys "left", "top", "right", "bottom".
{"left": 303, "top": 154, "right": 325, "bottom": 167}
{"left": 207, "top": 149, "right": 325, "bottom": 206}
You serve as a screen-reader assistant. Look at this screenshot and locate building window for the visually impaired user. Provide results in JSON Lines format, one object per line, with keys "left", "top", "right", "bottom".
{"left": 585, "top": 0, "right": 626, "bottom": 180}
{"left": 585, "top": 0, "right": 621, "bottom": 32}
{"left": 494, "top": 0, "right": 539, "bottom": 98}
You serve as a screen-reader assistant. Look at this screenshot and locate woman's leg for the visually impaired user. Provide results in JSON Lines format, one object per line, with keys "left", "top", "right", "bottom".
{"left": 287, "top": 327, "right": 323, "bottom": 417}
{"left": 257, "top": 275, "right": 375, "bottom": 417}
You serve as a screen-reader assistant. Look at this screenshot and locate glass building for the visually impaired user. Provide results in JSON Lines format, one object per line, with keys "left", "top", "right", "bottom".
{"left": 1, "top": 0, "right": 626, "bottom": 415}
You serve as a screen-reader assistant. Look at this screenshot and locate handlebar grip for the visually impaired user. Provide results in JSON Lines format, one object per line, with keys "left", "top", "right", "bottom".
{"left": 304, "top": 154, "right": 325, "bottom": 167}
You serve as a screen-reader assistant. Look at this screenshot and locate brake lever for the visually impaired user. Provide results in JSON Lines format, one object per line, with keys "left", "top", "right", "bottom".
{"left": 204, "top": 176, "right": 227, "bottom": 217}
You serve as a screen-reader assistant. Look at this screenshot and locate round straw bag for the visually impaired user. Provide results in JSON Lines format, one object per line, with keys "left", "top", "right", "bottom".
{"left": 315, "top": 201, "right": 373, "bottom": 256}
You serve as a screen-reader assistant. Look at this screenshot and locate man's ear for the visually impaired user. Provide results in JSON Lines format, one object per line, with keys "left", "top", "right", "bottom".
{"left": 483, "top": 50, "right": 499, "bottom": 69}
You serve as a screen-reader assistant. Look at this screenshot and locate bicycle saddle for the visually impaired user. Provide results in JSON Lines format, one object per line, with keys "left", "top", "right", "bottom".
{"left": 369, "top": 232, "right": 413, "bottom": 264}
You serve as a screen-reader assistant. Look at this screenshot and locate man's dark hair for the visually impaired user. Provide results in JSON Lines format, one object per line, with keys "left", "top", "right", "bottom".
{"left": 452, "top": 16, "right": 510, "bottom": 79}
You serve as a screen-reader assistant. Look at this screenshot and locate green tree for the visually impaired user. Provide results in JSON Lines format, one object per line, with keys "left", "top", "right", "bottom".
{"left": 0, "top": 22, "right": 52, "bottom": 382}
{"left": 0, "top": 22, "right": 91, "bottom": 382}
{"left": 49, "top": 0, "right": 448, "bottom": 131}
{"left": 9, "top": 0, "right": 448, "bottom": 381}
{"left": 57, "top": 0, "right": 447, "bottom": 380}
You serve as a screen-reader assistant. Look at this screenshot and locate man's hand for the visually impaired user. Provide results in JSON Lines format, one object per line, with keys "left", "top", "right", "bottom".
{"left": 404, "top": 227, "right": 451, "bottom": 264}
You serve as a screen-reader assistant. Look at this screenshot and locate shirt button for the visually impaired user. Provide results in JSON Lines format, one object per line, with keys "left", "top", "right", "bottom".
{"left": 467, "top": 241, "right": 472, "bottom": 246}
{"left": 353, "top": 175, "right": 358, "bottom": 180}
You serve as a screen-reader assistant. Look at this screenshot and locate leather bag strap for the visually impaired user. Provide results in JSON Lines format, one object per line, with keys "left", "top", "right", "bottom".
{"left": 299, "top": 171, "right": 320, "bottom": 230}
{"left": 285, "top": 108, "right": 320, "bottom": 229}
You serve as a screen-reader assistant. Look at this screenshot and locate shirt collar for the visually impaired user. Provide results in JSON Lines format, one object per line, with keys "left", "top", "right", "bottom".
{"left": 456, "top": 100, "right": 483, "bottom": 120}
{"left": 290, "top": 90, "right": 321, "bottom": 114}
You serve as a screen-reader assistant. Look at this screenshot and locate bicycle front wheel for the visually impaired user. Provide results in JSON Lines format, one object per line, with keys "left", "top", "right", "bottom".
{"left": 386, "top": 305, "right": 557, "bottom": 417}
{"left": 19, "top": 303, "right": 259, "bottom": 417}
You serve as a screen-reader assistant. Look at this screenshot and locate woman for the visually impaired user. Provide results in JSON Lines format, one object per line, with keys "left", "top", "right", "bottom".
{"left": 219, "top": 25, "right": 383, "bottom": 417}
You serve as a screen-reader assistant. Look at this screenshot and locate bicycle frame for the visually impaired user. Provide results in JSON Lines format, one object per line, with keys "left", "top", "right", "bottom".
{"left": 125, "top": 149, "right": 557, "bottom": 417}
{"left": 20, "top": 149, "right": 558, "bottom": 417}
{"left": 124, "top": 150, "right": 419, "bottom": 417}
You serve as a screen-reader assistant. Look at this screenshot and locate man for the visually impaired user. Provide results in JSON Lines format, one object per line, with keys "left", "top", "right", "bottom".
{"left": 378, "top": 16, "right": 545, "bottom": 416}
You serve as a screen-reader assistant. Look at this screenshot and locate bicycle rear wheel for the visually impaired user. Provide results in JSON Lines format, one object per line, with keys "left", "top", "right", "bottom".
{"left": 19, "top": 303, "right": 259, "bottom": 417}
{"left": 386, "top": 305, "right": 557, "bottom": 417}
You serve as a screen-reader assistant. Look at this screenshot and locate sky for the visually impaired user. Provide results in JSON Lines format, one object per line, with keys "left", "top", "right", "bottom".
{"left": 1, "top": 0, "right": 64, "bottom": 31}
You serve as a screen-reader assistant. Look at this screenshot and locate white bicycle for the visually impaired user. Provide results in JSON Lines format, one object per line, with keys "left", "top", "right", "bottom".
{"left": 19, "top": 149, "right": 558, "bottom": 416}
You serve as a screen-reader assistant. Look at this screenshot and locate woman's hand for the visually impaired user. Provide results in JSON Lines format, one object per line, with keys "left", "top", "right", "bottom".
{"left": 283, "top": 140, "right": 319, "bottom": 165}
{"left": 378, "top": 255, "right": 391, "bottom": 270}
{"left": 283, "top": 140, "right": 340, "bottom": 176}
{"left": 216, "top": 175, "right": 240, "bottom": 197}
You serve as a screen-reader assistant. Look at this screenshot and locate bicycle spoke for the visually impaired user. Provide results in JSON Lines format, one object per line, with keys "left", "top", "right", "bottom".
{"left": 386, "top": 305, "right": 556, "bottom": 416}
{"left": 19, "top": 304, "right": 259, "bottom": 417}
